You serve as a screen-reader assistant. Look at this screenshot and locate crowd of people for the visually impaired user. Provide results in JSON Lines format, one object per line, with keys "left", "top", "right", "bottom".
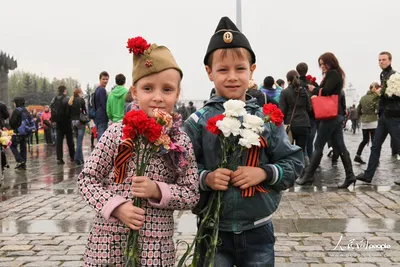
{"left": 1, "top": 15, "right": 400, "bottom": 267}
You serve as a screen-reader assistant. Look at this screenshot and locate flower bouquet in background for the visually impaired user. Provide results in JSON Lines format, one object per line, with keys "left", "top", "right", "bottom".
{"left": 114, "top": 108, "right": 185, "bottom": 267}
{"left": 262, "top": 103, "right": 284, "bottom": 127}
{"left": 0, "top": 129, "right": 12, "bottom": 149}
{"left": 383, "top": 72, "right": 400, "bottom": 97}
{"left": 177, "top": 100, "right": 265, "bottom": 267}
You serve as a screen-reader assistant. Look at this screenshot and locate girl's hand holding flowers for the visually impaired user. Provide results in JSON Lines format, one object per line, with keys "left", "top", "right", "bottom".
{"left": 131, "top": 176, "right": 161, "bottom": 200}
{"left": 112, "top": 202, "right": 145, "bottom": 231}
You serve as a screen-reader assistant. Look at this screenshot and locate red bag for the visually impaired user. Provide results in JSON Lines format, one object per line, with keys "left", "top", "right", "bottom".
{"left": 311, "top": 90, "right": 338, "bottom": 120}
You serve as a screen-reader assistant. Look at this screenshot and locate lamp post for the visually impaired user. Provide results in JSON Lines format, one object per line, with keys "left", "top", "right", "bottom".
{"left": 236, "top": 0, "right": 242, "bottom": 31}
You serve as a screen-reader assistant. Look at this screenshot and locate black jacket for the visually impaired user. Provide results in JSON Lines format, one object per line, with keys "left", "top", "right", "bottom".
{"left": 69, "top": 96, "right": 86, "bottom": 121}
{"left": 246, "top": 89, "right": 279, "bottom": 107}
{"left": 379, "top": 65, "right": 400, "bottom": 117}
{"left": 51, "top": 94, "right": 71, "bottom": 122}
{"left": 9, "top": 100, "right": 28, "bottom": 131}
{"left": 312, "top": 69, "right": 345, "bottom": 116}
{"left": 0, "top": 101, "right": 9, "bottom": 129}
{"left": 280, "top": 85, "right": 312, "bottom": 127}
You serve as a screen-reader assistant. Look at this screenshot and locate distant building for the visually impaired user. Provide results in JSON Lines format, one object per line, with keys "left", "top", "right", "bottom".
{"left": 344, "top": 83, "right": 360, "bottom": 107}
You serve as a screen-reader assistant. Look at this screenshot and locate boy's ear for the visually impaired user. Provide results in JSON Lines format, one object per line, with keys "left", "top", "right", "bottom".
{"left": 130, "top": 85, "right": 137, "bottom": 99}
{"left": 205, "top": 66, "right": 213, "bottom": 81}
{"left": 250, "top": 64, "right": 257, "bottom": 79}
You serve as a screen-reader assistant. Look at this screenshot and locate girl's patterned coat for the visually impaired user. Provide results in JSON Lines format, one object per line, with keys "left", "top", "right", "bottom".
{"left": 77, "top": 123, "right": 199, "bottom": 267}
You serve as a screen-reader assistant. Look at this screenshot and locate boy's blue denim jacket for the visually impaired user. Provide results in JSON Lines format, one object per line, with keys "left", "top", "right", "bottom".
{"left": 183, "top": 95, "right": 304, "bottom": 232}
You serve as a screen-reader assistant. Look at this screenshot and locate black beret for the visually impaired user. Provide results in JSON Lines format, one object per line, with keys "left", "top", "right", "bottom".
{"left": 204, "top": 16, "right": 256, "bottom": 65}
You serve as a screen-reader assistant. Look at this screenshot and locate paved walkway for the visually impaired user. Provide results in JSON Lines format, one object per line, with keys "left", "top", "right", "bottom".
{"left": 0, "top": 131, "right": 399, "bottom": 266}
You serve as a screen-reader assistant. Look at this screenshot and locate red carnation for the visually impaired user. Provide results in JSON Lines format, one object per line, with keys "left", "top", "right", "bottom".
{"left": 206, "top": 114, "right": 225, "bottom": 135}
{"left": 270, "top": 109, "right": 284, "bottom": 126}
{"left": 144, "top": 119, "right": 162, "bottom": 143}
{"left": 262, "top": 103, "right": 278, "bottom": 116}
{"left": 306, "top": 75, "right": 312, "bottom": 81}
{"left": 126, "top": 36, "right": 151, "bottom": 55}
{"left": 124, "top": 110, "right": 149, "bottom": 135}
{"left": 122, "top": 125, "right": 135, "bottom": 140}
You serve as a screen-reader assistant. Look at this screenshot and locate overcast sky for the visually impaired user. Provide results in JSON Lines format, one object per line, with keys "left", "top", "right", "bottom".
{"left": 1, "top": 0, "right": 400, "bottom": 101}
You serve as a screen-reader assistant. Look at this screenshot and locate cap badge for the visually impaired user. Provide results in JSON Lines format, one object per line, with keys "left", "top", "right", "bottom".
{"left": 223, "top": 32, "right": 233, "bottom": 44}
{"left": 145, "top": 59, "right": 153, "bottom": 68}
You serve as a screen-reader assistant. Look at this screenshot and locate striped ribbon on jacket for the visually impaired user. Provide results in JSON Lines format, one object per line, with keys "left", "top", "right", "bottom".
{"left": 241, "top": 136, "right": 269, "bottom": 198}
{"left": 114, "top": 138, "right": 134, "bottom": 183}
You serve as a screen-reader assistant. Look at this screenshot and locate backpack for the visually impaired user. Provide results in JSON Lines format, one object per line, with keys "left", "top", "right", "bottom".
{"left": 50, "top": 95, "right": 66, "bottom": 122}
{"left": 16, "top": 108, "right": 36, "bottom": 136}
{"left": 88, "top": 89, "right": 97, "bottom": 119}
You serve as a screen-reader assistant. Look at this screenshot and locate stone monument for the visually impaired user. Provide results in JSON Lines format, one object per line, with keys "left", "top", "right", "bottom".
{"left": 0, "top": 51, "right": 18, "bottom": 106}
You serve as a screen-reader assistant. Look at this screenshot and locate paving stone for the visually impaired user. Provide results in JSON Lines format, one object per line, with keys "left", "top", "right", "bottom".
{"left": 60, "top": 261, "right": 84, "bottom": 267}
{"left": 310, "top": 265, "right": 342, "bottom": 267}
{"left": 49, "top": 255, "right": 82, "bottom": 261}
{"left": 6, "top": 251, "right": 36, "bottom": 256}
{"left": 343, "top": 264, "right": 378, "bottom": 267}
{"left": 0, "top": 240, "right": 30, "bottom": 245}
{"left": 357, "top": 257, "right": 391, "bottom": 263}
{"left": 294, "top": 245, "right": 324, "bottom": 252}
{"left": 290, "top": 257, "right": 321, "bottom": 263}
{"left": 323, "top": 257, "right": 358, "bottom": 263}
{"left": 0, "top": 245, "right": 33, "bottom": 251}
{"left": 23, "top": 262, "right": 61, "bottom": 267}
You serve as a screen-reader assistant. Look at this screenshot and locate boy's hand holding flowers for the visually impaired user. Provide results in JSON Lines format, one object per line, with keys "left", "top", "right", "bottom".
{"left": 231, "top": 166, "right": 267, "bottom": 189}
{"left": 205, "top": 168, "right": 232, "bottom": 191}
{"left": 131, "top": 176, "right": 161, "bottom": 200}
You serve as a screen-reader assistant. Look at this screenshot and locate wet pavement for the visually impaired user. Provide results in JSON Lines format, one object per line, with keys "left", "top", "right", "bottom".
{"left": 0, "top": 131, "right": 399, "bottom": 266}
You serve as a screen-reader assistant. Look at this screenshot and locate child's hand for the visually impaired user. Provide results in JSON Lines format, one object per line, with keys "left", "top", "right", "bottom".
{"left": 111, "top": 202, "right": 145, "bottom": 230}
{"left": 231, "top": 166, "right": 267, "bottom": 189}
{"left": 132, "top": 176, "right": 161, "bottom": 199}
{"left": 205, "top": 168, "right": 232, "bottom": 191}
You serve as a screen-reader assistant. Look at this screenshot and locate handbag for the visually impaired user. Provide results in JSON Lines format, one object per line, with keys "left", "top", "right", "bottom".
{"left": 284, "top": 90, "right": 300, "bottom": 144}
{"left": 79, "top": 111, "right": 90, "bottom": 124}
{"left": 311, "top": 89, "right": 339, "bottom": 120}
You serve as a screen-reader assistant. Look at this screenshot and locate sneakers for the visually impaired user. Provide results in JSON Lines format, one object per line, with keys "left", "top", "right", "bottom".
{"left": 354, "top": 155, "right": 366, "bottom": 164}
{"left": 397, "top": 154, "right": 400, "bottom": 161}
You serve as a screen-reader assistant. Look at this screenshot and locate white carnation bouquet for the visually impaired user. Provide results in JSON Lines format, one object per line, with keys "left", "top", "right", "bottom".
{"left": 385, "top": 72, "right": 400, "bottom": 97}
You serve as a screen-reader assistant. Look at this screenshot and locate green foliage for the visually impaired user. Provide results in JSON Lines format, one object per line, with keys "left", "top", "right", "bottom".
{"left": 8, "top": 71, "right": 81, "bottom": 106}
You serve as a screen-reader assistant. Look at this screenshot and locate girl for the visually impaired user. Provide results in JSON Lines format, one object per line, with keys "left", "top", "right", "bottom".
{"left": 279, "top": 70, "right": 312, "bottom": 152}
{"left": 68, "top": 88, "right": 87, "bottom": 165}
{"left": 77, "top": 37, "right": 199, "bottom": 267}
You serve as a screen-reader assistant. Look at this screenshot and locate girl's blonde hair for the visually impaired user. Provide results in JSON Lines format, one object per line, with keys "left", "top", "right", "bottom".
{"left": 68, "top": 88, "right": 83, "bottom": 106}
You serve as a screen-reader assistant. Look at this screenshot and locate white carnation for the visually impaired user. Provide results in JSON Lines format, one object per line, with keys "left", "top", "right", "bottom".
{"left": 238, "top": 129, "right": 261, "bottom": 148}
{"left": 242, "top": 114, "right": 264, "bottom": 134}
{"left": 386, "top": 73, "right": 400, "bottom": 97}
{"left": 216, "top": 117, "right": 241, "bottom": 137}
{"left": 223, "top": 100, "right": 247, "bottom": 117}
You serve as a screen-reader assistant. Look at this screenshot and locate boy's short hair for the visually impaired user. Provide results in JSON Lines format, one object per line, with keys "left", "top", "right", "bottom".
{"left": 99, "top": 71, "right": 109, "bottom": 80}
{"left": 58, "top": 85, "right": 67, "bottom": 95}
{"left": 207, "top": 48, "right": 252, "bottom": 68}
{"left": 115, "top": 74, "right": 126, "bottom": 85}
{"left": 276, "top": 79, "right": 285, "bottom": 87}
{"left": 263, "top": 76, "right": 275, "bottom": 88}
{"left": 296, "top": 62, "right": 308, "bottom": 76}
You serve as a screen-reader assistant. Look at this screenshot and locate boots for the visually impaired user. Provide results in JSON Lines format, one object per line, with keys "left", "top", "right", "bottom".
{"left": 304, "top": 156, "right": 310, "bottom": 167}
{"left": 296, "top": 152, "right": 322, "bottom": 186}
{"left": 354, "top": 155, "right": 366, "bottom": 164}
{"left": 338, "top": 151, "right": 356, "bottom": 189}
{"left": 332, "top": 150, "right": 339, "bottom": 166}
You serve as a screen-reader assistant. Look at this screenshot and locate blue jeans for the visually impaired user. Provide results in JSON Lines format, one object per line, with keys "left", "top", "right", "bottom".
{"left": 365, "top": 116, "right": 400, "bottom": 179}
{"left": 96, "top": 122, "right": 108, "bottom": 141}
{"left": 10, "top": 135, "right": 27, "bottom": 163}
{"left": 212, "top": 222, "right": 275, "bottom": 267}
{"left": 72, "top": 120, "right": 85, "bottom": 163}
{"left": 307, "top": 118, "right": 317, "bottom": 157}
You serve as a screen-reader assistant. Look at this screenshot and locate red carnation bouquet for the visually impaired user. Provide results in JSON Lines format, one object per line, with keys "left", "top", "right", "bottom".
{"left": 115, "top": 108, "right": 186, "bottom": 267}
{"left": 262, "top": 103, "right": 284, "bottom": 127}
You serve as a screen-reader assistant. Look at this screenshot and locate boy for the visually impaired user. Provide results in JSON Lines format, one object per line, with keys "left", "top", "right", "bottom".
{"left": 94, "top": 71, "right": 109, "bottom": 140}
{"left": 184, "top": 17, "right": 303, "bottom": 266}
{"left": 106, "top": 73, "right": 128, "bottom": 123}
